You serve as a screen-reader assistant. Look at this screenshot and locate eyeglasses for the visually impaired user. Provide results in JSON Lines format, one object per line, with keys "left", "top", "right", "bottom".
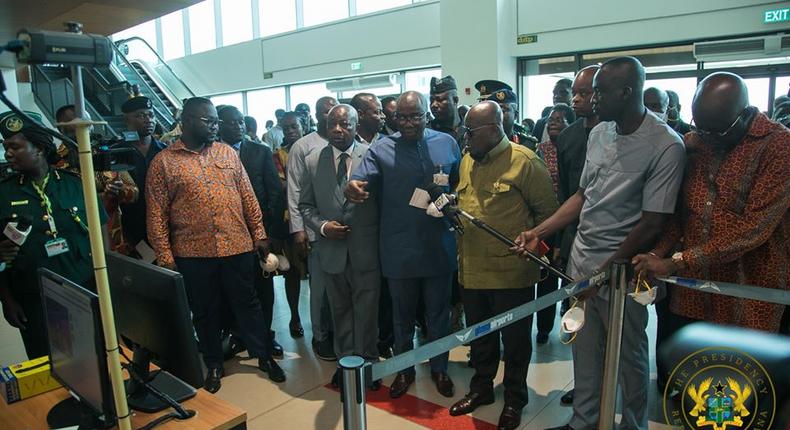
{"left": 395, "top": 112, "right": 427, "bottom": 123}
{"left": 461, "top": 123, "right": 497, "bottom": 138}
{"left": 690, "top": 108, "right": 746, "bottom": 139}
{"left": 191, "top": 116, "right": 221, "bottom": 128}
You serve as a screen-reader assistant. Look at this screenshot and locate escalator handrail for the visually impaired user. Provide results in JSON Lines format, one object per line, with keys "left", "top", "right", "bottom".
{"left": 113, "top": 36, "right": 196, "bottom": 99}
{"left": 128, "top": 59, "right": 183, "bottom": 114}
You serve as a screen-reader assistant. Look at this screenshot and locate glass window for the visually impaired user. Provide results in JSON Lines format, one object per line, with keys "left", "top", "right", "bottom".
{"left": 188, "top": 0, "right": 217, "bottom": 54}
{"left": 112, "top": 19, "right": 157, "bottom": 49}
{"left": 355, "top": 0, "right": 411, "bottom": 16}
{"left": 774, "top": 76, "right": 790, "bottom": 101}
{"left": 743, "top": 77, "right": 770, "bottom": 114}
{"left": 644, "top": 77, "right": 698, "bottom": 123}
{"left": 160, "top": 11, "right": 185, "bottom": 60}
{"left": 247, "top": 87, "right": 287, "bottom": 135}
{"left": 302, "top": 0, "right": 349, "bottom": 27}
{"left": 220, "top": 0, "right": 253, "bottom": 46}
{"left": 289, "top": 82, "right": 336, "bottom": 115}
{"left": 260, "top": 0, "right": 297, "bottom": 37}
{"left": 341, "top": 84, "right": 401, "bottom": 100}
{"left": 210, "top": 92, "right": 244, "bottom": 110}
{"left": 523, "top": 73, "right": 575, "bottom": 121}
{"left": 404, "top": 68, "right": 442, "bottom": 95}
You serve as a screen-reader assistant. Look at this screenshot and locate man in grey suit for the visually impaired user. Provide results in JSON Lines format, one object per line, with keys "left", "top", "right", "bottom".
{"left": 218, "top": 105, "right": 284, "bottom": 358}
{"left": 298, "top": 104, "right": 381, "bottom": 388}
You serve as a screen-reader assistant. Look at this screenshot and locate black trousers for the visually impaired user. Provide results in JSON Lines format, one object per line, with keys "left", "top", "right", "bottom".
{"left": 222, "top": 260, "right": 276, "bottom": 345}
{"left": 463, "top": 286, "right": 534, "bottom": 409}
{"left": 535, "top": 271, "right": 557, "bottom": 334}
{"left": 377, "top": 277, "right": 393, "bottom": 350}
{"left": 176, "top": 252, "right": 271, "bottom": 369}
{"left": 14, "top": 292, "right": 49, "bottom": 360}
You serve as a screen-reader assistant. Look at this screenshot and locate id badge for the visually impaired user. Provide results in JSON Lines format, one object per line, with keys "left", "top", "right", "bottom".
{"left": 433, "top": 172, "right": 449, "bottom": 186}
{"left": 45, "top": 238, "right": 70, "bottom": 257}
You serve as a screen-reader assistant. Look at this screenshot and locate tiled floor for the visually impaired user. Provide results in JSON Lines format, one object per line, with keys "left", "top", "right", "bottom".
{"left": 0, "top": 277, "right": 675, "bottom": 429}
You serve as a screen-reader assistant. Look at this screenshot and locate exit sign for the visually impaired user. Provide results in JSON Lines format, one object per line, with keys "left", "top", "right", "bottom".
{"left": 764, "top": 8, "right": 790, "bottom": 23}
{"left": 517, "top": 34, "right": 538, "bottom": 45}
{"left": 351, "top": 62, "right": 362, "bottom": 71}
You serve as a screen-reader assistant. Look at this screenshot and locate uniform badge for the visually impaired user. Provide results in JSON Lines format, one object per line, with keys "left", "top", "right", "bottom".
{"left": 480, "top": 84, "right": 486, "bottom": 93}
{"left": 5, "top": 116, "right": 23, "bottom": 133}
{"left": 496, "top": 91, "right": 506, "bottom": 101}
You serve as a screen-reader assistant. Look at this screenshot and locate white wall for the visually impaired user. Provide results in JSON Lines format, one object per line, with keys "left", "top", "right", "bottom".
{"left": 514, "top": 0, "right": 790, "bottom": 57}
{"left": 167, "top": 1, "right": 441, "bottom": 95}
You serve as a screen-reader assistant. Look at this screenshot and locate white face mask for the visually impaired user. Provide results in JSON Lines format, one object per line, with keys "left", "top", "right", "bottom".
{"left": 629, "top": 271, "right": 657, "bottom": 306}
{"left": 559, "top": 302, "right": 585, "bottom": 344}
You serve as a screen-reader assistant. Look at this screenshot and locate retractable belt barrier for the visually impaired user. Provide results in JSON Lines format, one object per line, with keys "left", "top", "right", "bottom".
{"left": 658, "top": 276, "right": 790, "bottom": 305}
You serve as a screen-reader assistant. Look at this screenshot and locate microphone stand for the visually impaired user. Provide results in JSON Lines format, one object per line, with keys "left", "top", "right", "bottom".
{"left": 454, "top": 208, "right": 573, "bottom": 283}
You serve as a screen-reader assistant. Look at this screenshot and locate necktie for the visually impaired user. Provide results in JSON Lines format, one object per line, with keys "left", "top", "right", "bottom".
{"left": 337, "top": 153, "right": 350, "bottom": 187}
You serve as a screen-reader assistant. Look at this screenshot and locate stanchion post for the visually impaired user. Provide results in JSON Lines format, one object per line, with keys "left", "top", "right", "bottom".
{"left": 340, "top": 356, "right": 367, "bottom": 430}
{"left": 598, "top": 260, "right": 629, "bottom": 429}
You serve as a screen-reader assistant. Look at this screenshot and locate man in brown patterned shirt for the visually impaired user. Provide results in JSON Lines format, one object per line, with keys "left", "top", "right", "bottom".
{"left": 147, "top": 97, "right": 285, "bottom": 393}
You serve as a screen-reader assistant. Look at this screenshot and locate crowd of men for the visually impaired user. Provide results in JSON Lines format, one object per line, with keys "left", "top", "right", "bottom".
{"left": 1, "top": 54, "right": 788, "bottom": 430}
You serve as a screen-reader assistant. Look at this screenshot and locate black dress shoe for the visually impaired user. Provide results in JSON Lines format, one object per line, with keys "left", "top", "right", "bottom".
{"left": 544, "top": 425, "right": 575, "bottom": 430}
{"left": 378, "top": 344, "right": 393, "bottom": 359}
{"left": 312, "top": 339, "right": 337, "bottom": 361}
{"left": 389, "top": 372, "right": 415, "bottom": 399}
{"left": 536, "top": 332, "right": 549, "bottom": 345}
{"left": 271, "top": 340, "right": 284, "bottom": 359}
{"left": 449, "top": 391, "right": 495, "bottom": 416}
{"left": 289, "top": 321, "right": 304, "bottom": 338}
{"left": 370, "top": 379, "right": 382, "bottom": 391}
{"left": 497, "top": 405, "right": 522, "bottom": 430}
{"left": 259, "top": 357, "right": 286, "bottom": 383}
{"left": 431, "top": 371, "right": 455, "bottom": 397}
{"left": 204, "top": 367, "right": 223, "bottom": 393}
{"left": 560, "top": 389, "right": 574, "bottom": 405}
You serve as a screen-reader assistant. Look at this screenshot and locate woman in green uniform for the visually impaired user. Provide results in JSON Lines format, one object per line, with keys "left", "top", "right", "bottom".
{"left": 0, "top": 111, "right": 108, "bottom": 359}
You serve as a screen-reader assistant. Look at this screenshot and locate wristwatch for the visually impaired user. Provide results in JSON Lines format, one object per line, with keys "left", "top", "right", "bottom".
{"left": 671, "top": 251, "right": 686, "bottom": 270}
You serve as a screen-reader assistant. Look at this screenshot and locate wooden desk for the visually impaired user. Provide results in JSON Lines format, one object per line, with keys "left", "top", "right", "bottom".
{"left": 0, "top": 378, "right": 246, "bottom": 430}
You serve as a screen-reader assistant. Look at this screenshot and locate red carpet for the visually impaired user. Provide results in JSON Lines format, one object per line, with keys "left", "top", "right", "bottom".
{"left": 326, "top": 384, "right": 497, "bottom": 430}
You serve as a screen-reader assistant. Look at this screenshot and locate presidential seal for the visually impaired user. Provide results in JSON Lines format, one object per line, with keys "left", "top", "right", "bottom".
{"left": 663, "top": 347, "right": 776, "bottom": 430}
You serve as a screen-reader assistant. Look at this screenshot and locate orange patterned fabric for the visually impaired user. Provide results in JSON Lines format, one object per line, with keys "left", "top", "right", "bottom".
{"left": 146, "top": 139, "right": 266, "bottom": 266}
{"left": 654, "top": 112, "right": 790, "bottom": 332}
{"left": 537, "top": 140, "right": 560, "bottom": 195}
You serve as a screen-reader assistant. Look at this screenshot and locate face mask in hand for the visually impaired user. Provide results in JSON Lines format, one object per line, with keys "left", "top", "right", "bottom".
{"left": 259, "top": 253, "right": 280, "bottom": 276}
{"left": 559, "top": 301, "right": 585, "bottom": 344}
{"left": 629, "top": 271, "right": 657, "bottom": 306}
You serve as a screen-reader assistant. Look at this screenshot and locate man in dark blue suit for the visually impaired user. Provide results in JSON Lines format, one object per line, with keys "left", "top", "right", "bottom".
{"left": 346, "top": 91, "right": 461, "bottom": 399}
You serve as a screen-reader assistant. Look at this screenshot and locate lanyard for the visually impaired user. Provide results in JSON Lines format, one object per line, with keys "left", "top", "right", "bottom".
{"left": 31, "top": 174, "right": 58, "bottom": 237}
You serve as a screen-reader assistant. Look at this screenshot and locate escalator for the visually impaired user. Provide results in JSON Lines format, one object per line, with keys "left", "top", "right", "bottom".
{"left": 30, "top": 36, "right": 195, "bottom": 138}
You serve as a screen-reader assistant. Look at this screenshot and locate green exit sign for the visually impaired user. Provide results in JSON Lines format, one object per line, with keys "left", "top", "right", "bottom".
{"left": 764, "top": 8, "right": 790, "bottom": 23}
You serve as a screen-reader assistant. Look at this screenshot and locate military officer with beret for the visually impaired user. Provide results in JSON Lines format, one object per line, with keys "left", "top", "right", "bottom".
{"left": 486, "top": 89, "right": 538, "bottom": 151}
{"left": 118, "top": 96, "right": 167, "bottom": 256}
{"left": 429, "top": 75, "right": 463, "bottom": 144}
{"left": 0, "top": 111, "right": 108, "bottom": 359}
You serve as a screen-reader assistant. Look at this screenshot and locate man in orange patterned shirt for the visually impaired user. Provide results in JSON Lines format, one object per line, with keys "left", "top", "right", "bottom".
{"left": 146, "top": 97, "right": 285, "bottom": 393}
{"left": 634, "top": 72, "right": 789, "bottom": 333}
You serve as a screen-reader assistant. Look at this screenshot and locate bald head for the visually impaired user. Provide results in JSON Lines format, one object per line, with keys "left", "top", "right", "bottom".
{"left": 397, "top": 91, "right": 427, "bottom": 112}
{"left": 644, "top": 87, "right": 669, "bottom": 120}
{"left": 326, "top": 104, "right": 358, "bottom": 151}
{"left": 692, "top": 72, "right": 749, "bottom": 133}
{"left": 571, "top": 65, "right": 600, "bottom": 118}
{"left": 396, "top": 91, "right": 429, "bottom": 141}
{"left": 592, "top": 56, "right": 646, "bottom": 122}
{"left": 465, "top": 101, "right": 505, "bottom": 160}
{"left": 466, "top": 101, "right": 503, "bottom": 128}
{"left": 600, "top": 57, "right": 645, "bottom": 96}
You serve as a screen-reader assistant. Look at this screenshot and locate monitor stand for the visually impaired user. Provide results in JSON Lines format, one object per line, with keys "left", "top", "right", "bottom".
{"left": 47, "top": 397, "right": 115, "bottom": 429}
{"left": 126, "top": 347, "right": 197, "bottom": 413}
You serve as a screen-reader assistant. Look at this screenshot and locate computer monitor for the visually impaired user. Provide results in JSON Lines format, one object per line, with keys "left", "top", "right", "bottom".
{"left": 40, "top": 268, "right": 116, "bottom": 429}
{"left": 106, "top": 251, "right": 204, "bottom": 412}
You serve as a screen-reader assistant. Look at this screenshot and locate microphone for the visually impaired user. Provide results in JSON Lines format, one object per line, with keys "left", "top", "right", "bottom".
{"left": 0, "top": 215, "right": 32, "bottom": 272}
{"left": 425, "top": 183, "right": 464, "bottom": 233}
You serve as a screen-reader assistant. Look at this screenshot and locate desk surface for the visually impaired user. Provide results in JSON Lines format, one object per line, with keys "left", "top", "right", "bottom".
{"left": 0, "top": 378, "right": 246, "bottom": 430}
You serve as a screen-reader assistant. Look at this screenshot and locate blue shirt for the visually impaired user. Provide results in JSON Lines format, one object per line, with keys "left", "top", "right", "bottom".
{"left": 352, "top": 129, "right": 461, "bottom": 279}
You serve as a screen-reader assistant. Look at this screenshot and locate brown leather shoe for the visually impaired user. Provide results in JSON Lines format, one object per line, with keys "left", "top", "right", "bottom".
{"left": 389, "top": 373, "right": 415, "bottom": 399}
{"left": 449, "top": 391, "right": 495, "bottom": 416}
{"left": 497, "top": 405, "right": 522, "bottom": 430}
{"left": 430, "top": 371, "right": 455, "bottom": 397}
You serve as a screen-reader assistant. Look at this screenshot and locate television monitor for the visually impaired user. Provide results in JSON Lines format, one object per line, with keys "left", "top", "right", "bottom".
{"left": 40, "top": 268, "right": 116, "bottom": 429}
{"left": 106, "top": 251, "right": 203, "bottom": 412}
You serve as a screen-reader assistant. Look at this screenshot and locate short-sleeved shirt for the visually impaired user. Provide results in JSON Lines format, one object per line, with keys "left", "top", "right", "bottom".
{"left": 0, "top": 169, "right": 108, "bottom": 296}
{"left": 351, "top": 129, "right": 461, "bottom": 279}
{"left": 568, "top": 112, "right": 685, "bottom": 280}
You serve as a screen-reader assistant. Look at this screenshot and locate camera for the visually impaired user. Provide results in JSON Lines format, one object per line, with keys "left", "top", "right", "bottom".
{"left": 15, "top": 29, "right": 113, "bottom": 66}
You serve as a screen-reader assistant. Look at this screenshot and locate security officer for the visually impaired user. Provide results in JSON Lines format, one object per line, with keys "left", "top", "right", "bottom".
{"left": 429, "top": 76, "right": 462, "bottom": 143}
{"left": 0, "top": 111, "right": 108, "bottom": 359}
{"left": 451, "top": 101, "right": 557, "bottom": 429}
{"left": 486, "top": 89, "right": 537, "bottom": 151}
{"left": 474, "top": 79, "right": 512, "bottom": 102}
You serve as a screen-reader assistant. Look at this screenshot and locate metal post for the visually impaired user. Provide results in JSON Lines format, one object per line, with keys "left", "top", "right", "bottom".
{"left": 340, "top": 356, "right": 367, "bottom": 430}
{"left": 598, "top": 260, "right": 629, "bottom": 430}
{"left": 66, "top": 22, "right": 131, "bottom": 430}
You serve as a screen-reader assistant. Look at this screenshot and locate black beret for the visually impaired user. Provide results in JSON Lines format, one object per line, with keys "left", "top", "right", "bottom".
{"left": 486, "top": 89, "right": 518, "bottom": 105}
{"left": 474, "top": 80, "right": 512, "bottom": 100}
{"left": 430, "top": 75, "right": 457, "bottom": 94}
{"left": 121, "top": 96, "right": 152, "bottom": 113}
{"left": 0, "top": 111, "right": 58, "bottom": 163}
